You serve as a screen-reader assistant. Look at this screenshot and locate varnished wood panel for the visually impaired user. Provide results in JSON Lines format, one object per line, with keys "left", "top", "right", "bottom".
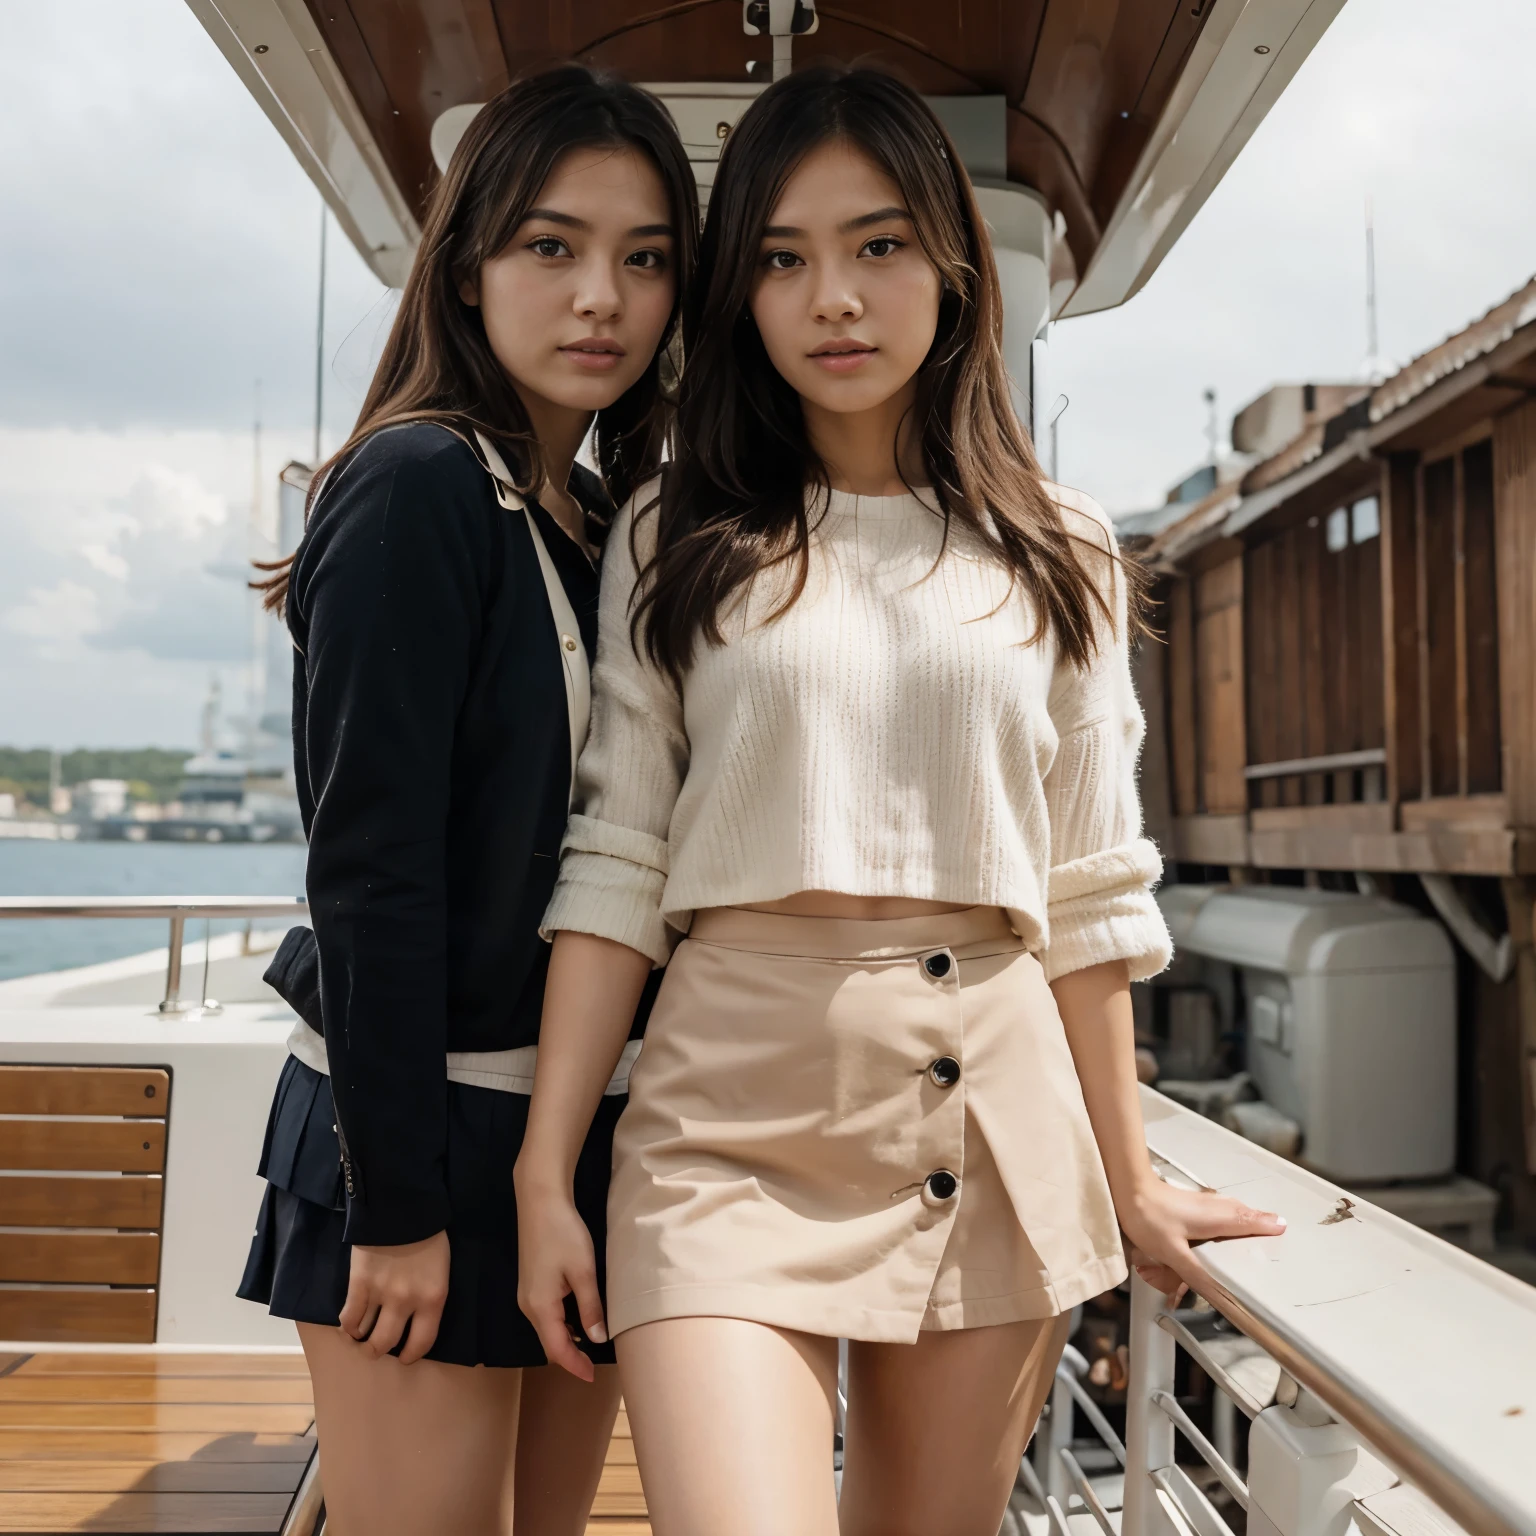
{"left": 1422, "top": 455, "right": 1459, "bottom": 797}
{"left": 0, "top": 1292, "right": 156, "bottom": 1346}
{"left": 14, "top": 1355, "right": 307, "bottom": 1379}
{"left": 0, "top": 1233, "right": 159, "bottom": 1286}
{"left": 0, "top": 1460, "right": 303, "bottom": 1493}
{"left": 1165, "top": 577, "right": 1198, "bottom": 819}
{"left": 0, "top": 1431, "right": 314, "bottom": 1464}
{"left": 0, "top": 1176, "right": 161, "bottom": 1228}
{"left": 1244, "top": 538, "right": 1278, "bottom": 809}
{"left": 0, "top": 1402, "right": 312, "bottom": 1434}
{"left": 0, "top": 1490, "right": 291, "bottom": 1532}
{"left": 1382, "top": 453, "right": 1422, "bottom": 804}
{"left": 1493, "top": 400, "right": 1536, "bottom": 826}
{"left": 1194, "top": 557, "right": 1245, "bottom": 814}
{"left": 0, "top": 1068, "right": 167, "bottom": 1119}
{"left": 299, "top": 0, "right": 1214, "bottom": 291}
{"left": 0, "top": 1119, "right": 165, "bottom": 1174}
{"left": 0, "top": 1376, "right": 308, "bottom": 1408}
{"left": 1463, "top": 438, "right": 1502, "bottom": 794}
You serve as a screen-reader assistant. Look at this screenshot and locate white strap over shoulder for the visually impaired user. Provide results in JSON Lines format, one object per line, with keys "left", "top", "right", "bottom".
{"left": 473, "top": 431, "right": 591, "bottom": 808}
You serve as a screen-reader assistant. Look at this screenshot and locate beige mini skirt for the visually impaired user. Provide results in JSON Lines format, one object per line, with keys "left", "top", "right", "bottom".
{"left": 606, "top": 906, "right": 1127, "bottom": 1343}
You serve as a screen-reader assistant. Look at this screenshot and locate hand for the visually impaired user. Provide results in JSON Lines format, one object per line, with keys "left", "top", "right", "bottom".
{"left": 1117, "top": 1177, "right": 1285, "bottom": 1306}
{"left": 514, "top": 1174, "right": 607, "bottom": 1383}
{"left": 338, "top": 1230, "right": 450, "bottom": 1364}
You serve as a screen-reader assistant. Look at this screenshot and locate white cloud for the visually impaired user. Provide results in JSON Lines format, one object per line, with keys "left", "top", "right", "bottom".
{"left": 80, "top": 544, "right": 129, "bottom": 580}
{"left": 6, "top": 580, "right": 102, "bottom": 655}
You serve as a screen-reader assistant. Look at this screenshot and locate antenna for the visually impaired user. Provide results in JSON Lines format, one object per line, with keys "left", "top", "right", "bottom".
{"left": 313, "top": 202, "right": 328, "bottom": 466}
{"left": 1203, "top": 386, "right": 1219, "bottom": 467}
{"left": 1364, "top": 196, "right": 1382, "bottom": 382}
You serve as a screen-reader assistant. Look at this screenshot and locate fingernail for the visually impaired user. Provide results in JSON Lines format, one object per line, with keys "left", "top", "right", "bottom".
{"left": 1275, "top": 1216, "right": 1287, "bottom": 1229}
{"left": 588, "top": 1322, "right": 607, "bottom": 1343}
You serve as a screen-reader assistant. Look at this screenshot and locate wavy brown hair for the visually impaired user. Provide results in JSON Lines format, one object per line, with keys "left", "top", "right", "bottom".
{"left": 256, "top": 64, "right": 698, "bottom": 614}
{"left": 632, "top": 65, "right": 1143, "bottom": 682}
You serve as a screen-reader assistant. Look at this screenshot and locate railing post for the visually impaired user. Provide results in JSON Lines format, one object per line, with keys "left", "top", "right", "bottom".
{"left": 159, "top": 915, "right": 186, "bottom": 1014}
{"left": 1122, "top": 1272, "right": 1175, "bottom": 1536}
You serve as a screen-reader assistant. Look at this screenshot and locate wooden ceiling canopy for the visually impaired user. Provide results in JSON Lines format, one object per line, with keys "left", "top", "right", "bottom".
{"left": 300, "top": 0, "right": 1214, "bottom": 274}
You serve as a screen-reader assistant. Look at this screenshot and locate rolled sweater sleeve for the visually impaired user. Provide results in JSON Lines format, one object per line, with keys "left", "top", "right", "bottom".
{"left": 541, "top": 484, "right": 689, "bottom": 965}
{"left": 293, "top": 440, "right": 481, "bottom": 1246}
{"left": 1039, "top": 493, "right": 1172, "bottom": 984}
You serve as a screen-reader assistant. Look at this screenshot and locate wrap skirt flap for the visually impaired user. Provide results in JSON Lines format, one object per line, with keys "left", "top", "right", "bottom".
{"left": 606, "top": 906, "right": 1127, "bottom": 1343}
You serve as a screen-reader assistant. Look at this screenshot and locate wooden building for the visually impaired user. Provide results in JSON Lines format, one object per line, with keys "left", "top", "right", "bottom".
{"left": 1137, "top": 276, "right": 1536, "bottom": 1240}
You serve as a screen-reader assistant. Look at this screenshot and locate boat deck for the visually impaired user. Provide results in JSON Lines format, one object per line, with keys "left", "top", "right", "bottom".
{"left": 0, "top": 1352, "right": 648, "bottom": 1533}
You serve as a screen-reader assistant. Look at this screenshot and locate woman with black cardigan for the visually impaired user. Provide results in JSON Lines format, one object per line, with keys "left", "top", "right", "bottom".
{"left": 237, "top": 67, "right": 696, "bottom": 1536}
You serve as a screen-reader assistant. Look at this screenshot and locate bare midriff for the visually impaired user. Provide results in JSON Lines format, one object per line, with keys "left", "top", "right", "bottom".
{"left": 727, "top": 891, "right": 976, "bottom": 920}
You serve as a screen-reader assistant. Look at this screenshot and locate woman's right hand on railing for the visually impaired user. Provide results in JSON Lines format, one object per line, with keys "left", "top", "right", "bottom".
{"left": 514, "top": 1176, "right": 608, "bottom": 1382}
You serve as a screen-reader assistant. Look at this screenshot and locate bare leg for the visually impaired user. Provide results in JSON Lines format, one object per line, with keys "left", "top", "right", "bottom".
{"left": 838, "top": 1315, "right": 1071, "bottom": 1536}
{"left": 512, "top": 1363, "right": 623, "bottom": 1536}
{"left": 616, "top": 1318, "right": 841, "bottom": 1536}
{"left": 299, "top": 1322, "right": 521, "bottom": 1536}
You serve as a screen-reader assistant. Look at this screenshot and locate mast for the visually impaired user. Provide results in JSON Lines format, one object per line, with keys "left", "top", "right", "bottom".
{"left": 313, "top": 203, "right": 327, "bottom": 466}
{"left": 1364, "top": 196, "right": 1382, "bottom": 383}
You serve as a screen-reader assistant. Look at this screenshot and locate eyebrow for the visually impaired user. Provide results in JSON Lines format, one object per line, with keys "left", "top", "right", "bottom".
{"left": 521, "top": 207, "right": 674, "bottom": 237}
{"left": 762, "top": 206, "right": 913, "bottom": 238}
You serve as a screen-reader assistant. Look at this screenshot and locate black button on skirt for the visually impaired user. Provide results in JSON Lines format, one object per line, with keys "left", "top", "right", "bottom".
{"left": 237, "top": 1054, "right": 624, "bottom": 1368}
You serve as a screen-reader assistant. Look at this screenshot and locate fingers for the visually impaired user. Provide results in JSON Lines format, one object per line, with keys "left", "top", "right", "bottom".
{"left": 395, "top": 1292, "right": 446, "bottom": 1366}
{"left": 337, "top": 1282, "right": 374, "bottom": 1342}
{"left": 1187, "top": 1194, "right": 1287, "bottom": 1242}
{"left": 571, "top": 1266, "right": 609, "bottom": 1348}
{"left": 523, "top": 1287, "right": 596, "bottom": 1383}
{"left": 363, "top": 1303, "right": 409, "bottom": 1360}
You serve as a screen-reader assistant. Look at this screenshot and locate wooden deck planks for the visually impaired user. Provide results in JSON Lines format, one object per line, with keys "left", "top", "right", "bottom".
{"left": 0, "top": 1350, "right": 650, "bottom": 1533}
{"left": 0, "top": 1355, "right": 314, "bottom": 1531}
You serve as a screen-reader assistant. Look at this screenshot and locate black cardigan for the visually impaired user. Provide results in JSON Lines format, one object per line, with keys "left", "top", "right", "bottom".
{"left": 283, "top": 422, "right": 655, "bottom": 1247}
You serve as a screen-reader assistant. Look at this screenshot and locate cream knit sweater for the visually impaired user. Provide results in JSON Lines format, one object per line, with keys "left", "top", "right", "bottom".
{"left": 542, "top": 479, "right": 1171, "bottom": 983}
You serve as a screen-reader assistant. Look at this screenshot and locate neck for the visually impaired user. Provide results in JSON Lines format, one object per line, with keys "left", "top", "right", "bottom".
{"left": 802, "top": 382, "right": 922, "bottom": 497}
{"left": 512, "top": 385, "right": 594, "bottom": 546}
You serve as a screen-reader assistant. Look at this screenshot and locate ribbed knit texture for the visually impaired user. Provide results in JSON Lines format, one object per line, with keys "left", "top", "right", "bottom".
{"left": 542, "top": 479, "right": 1172, "bottom": 983}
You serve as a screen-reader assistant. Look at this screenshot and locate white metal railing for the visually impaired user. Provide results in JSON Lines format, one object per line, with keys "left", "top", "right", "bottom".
{"left": 1036, "top": 1088, "right": 1536, "bottom": 1536}
{"left": 0, "top": 896, "right": 308, "bottom": 1013}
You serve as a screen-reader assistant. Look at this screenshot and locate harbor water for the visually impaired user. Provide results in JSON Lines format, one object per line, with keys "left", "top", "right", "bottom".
{"left": 0, "top": 840, "right": 309, "bottom": 981}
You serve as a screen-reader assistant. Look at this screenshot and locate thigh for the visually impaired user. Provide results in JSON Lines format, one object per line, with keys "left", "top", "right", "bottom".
{"left": 300, "top": 1323, "right": 521, "bottom": 1536}
{"left": 616, "top": 1318, "right": 841, "bottom": 1536}
{"left": 838, "top": 1315, "right": 1070, "bottom": 1536}
{"left": 512, "top": 1364, "right": 623, "bottom": 1536}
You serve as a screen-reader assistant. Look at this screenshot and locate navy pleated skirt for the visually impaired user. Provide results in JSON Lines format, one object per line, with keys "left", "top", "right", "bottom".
{"left": 237, "top": 1054, "right": 625, "bottom": 1368}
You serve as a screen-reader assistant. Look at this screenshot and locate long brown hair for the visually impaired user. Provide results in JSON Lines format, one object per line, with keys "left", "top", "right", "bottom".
{"left": 257, "top": 64, "right": 699, "bottom": 614}
{"left": 632, "top": 65, "right": 1142, "bottom": 682}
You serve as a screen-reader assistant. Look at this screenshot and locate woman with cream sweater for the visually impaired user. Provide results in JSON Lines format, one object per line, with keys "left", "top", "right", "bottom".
{"left": 515, "top": 66, "right": 1284, "bottom": 1536}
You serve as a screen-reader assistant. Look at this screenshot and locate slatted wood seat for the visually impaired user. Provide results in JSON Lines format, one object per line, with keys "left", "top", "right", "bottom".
{"left": 0, "top": 1353, "right": 649, "bottom": 1533}
{"left": 0, "top": 1067, "right": 170, "bottom": 1344}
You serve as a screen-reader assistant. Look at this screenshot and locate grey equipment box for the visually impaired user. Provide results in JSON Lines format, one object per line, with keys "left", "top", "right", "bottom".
{"left": 1155, "top": 885, "right": 1455, "bottom": 1183}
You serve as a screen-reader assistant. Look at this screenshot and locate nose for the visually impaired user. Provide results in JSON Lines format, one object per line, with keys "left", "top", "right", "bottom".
{"left": 574, "top": 257, "right": 623, "bottom": 323}
{"left": 810, "top": 259, "right": 861, "bottom": 325}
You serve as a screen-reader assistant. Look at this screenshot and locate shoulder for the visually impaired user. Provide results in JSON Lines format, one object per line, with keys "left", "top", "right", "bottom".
{"left": 614, "top": 473, "right": 667, "bottom": 561}
{"left": 1043, "top": 481, "right": 1117, "bottom": 553}
{"left": 294, "top": 425, "right": 494, "bottom": 606}
{"left": 322, "top": 422, "right": 487, "bottom": 506}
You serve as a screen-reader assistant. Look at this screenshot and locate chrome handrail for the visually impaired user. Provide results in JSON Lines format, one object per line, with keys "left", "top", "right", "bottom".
{"left": 0, "top": 896, "right": 308, "bottom": 1013}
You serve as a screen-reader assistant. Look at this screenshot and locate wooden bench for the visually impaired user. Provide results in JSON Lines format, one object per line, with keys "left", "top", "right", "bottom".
{"left": 0, "top": 1066, "right": 170, "bottom": 1344}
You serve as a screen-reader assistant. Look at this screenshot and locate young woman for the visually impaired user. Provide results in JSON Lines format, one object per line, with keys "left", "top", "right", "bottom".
{"left": 514, "top": 66, "right": 1285, "bottom": 1536}
{"left": 237, "top": 66, "right": 696, "bottom": 1536}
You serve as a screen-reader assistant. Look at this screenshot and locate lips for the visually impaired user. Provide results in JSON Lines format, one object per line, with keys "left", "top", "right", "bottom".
{"left": 809, "top": 340, "right": 877, "bottom": 373}
{"left": 560, "top": 338, "right": 626, "bottom": 372}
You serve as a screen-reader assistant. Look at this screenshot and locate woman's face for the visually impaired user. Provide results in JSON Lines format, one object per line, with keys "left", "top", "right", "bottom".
{"left": 748, "top": 139, "right": 941, "bottom": 423}
{"left": 463, "top": 144, "right": 677, "bottom": 418}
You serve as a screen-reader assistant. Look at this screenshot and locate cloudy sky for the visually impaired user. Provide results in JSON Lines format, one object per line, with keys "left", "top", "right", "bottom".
{"left": 3, "top": 0, "right": 1534, "bottom": 747}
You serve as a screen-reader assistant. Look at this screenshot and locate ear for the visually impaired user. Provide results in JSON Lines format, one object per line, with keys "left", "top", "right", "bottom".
{"left": 458, "top": 274, "right": 481, "bottom": 308}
